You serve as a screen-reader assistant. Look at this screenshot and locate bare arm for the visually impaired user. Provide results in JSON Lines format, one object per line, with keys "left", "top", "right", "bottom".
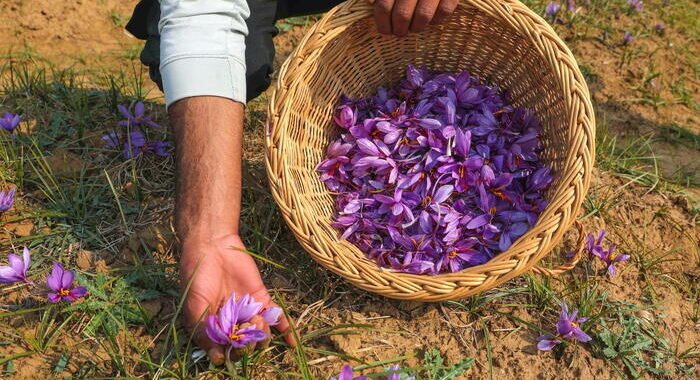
{"left": 170, "top": 96, "right": 293, "bottom": 365}
{"left": 171, "top": 96, "right": 243, "bottom": 241}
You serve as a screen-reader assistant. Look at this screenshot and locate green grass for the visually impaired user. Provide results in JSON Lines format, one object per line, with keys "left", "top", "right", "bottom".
{"left": 1, "top": 0, "right": 699, "bottom": 378}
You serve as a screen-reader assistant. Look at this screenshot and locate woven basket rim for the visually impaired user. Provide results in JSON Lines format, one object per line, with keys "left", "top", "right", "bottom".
{"left": 265, "top": 0, "right": 595, "bottom": 300}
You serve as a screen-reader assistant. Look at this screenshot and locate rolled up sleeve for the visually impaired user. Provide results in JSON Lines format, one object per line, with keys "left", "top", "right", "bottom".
{"left": 158, "top": 0, "right": 250, "bottom": 107}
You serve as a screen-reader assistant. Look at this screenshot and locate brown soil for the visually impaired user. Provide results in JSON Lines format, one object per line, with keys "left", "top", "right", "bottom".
{"left": 0, "top": 1, "right": 698, "bottom": 380}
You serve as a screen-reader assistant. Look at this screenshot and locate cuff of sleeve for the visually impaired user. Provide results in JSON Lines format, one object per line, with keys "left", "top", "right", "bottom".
{"left": 160, "top": 55, "right": 247, "bottom": 108}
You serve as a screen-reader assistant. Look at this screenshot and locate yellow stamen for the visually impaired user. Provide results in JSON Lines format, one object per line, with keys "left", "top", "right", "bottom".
{"left": 59, "top": 289, "right": 70, "bottom": 297}
{"left": 228, "top": 324, "right": 243, "bottom": 341}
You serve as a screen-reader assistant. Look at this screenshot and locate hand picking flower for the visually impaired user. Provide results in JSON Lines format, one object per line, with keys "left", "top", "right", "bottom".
{"left": 537, "top": 302, "right": 592, "bottom": 351}
{"left": 47, "top": 262, "right": 88, "bottom": 303}
{"left": 0, "top": 247, "right": 32, "bottom": 284}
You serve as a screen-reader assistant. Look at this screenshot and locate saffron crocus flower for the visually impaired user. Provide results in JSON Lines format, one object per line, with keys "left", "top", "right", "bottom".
{"left": 118, "top": 102, "right": 161, "bottom": 128}
{"left": 330, "top": 366, "right": 367, "bottom": 380}
{"left": 334, "top": 105, "right": 357, "bottom": 129}
{"left": 592, "top": 243, "right": 630, "bottom": 277}
{"left": 0, "top": 247, "right": 31, "bottom": 284}
{"left": 103, "top": 130, "right": 147, "bottom": 159}
{"left": 537, "top": 302, "right": 592, "bottom": 350}
{"left": 0, "top": 112, "right": 21, "bottom": 133}
{"left": 205, "top": 292, "right": 282, "bottom": 348}
{"left": 386, "top": 365, "right": 415, "bottom": 380}
{"left": 655, "top": 23, "right": 665, "bottom": 34}
{"left": 0, "top": 188, "right": 16, "bottom": 213}
{"left": 626, "top": 0, "right": 643, "bottom": 12}
{"left": 545, "top": 1, "right": 561, "bottom": 17}
{"left": 144, "top": 140, "right": 172, "bottom": 157}
{"left": 584, "top": 229, "right": 628, "bottom": 276}
{"left": 623, "top": 32, "right": 634, "bottom": 44}
{"left": 103, "top": 130, "right": 170, "bottom": 159}
{"left": 330, "top": 365, "right": 415, "bottom": 380}
{"left": 47, "top": 262, "right": 88, "bottom": 302}
{"left": 584, "top": 229, "right": 606, "bottom": 256}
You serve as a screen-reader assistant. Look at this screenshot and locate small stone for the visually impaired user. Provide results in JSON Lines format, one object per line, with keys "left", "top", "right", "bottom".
{"left": 123, "top": 182, "right": 139, "bottom": 198}
{"left": 76, "top": 249, "right": 94, "bottom": 270}
{"left": 45, "top": 149, "right": 84, "bottom": 178}
{"left": 128, "top": 234, "right": 141, "bottom": 253}
{"left": 12, "top": 220, "right": 36, "bottom": 237}
{"left": 138, "top": 224, "right": 173, "bottom": 255}
{"left": 95, "top": 259, "right": 110, "bottom": 274}
{"left": 140, "top": 299, "right": 163, "bottom": 319}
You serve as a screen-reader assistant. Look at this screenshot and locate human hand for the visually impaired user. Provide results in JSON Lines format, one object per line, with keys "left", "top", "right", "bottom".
{"left": 179, "top": 233, "right": 295, "bottom": 365}
{"left": 372, "top": 0, "right": 459, "bottom": 36}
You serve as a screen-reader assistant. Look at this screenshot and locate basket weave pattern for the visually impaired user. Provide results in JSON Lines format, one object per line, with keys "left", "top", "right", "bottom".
{"left": 266, "top": 0, "right": 595, "bottom": 301}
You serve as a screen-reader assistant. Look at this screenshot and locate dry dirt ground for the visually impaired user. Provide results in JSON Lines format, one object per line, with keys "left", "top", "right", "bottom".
{"left": 0, "top": 0, "right": 698, "bottom": 379}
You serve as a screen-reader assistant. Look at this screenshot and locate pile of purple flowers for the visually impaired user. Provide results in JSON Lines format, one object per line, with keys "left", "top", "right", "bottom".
{"left": 0, "top": 247, "right": 88, "bottom": 303}
{"left": 206, "top": 292, "right": 282, "bottom": 349}
{"left": 102, "top": 102, "right": 171, "bottom": 159}
{"left": 318, "top": 65, "right": 553, "bottom": 274}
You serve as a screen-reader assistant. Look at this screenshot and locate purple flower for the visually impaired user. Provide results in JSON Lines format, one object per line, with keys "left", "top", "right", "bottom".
{"left": 144, "top": 141, "right": 172, "bottom": 157}
{"left": 103, "top": 130, "right": 170, "bottom": 159}
{"left": 584, "top": 229, "right": 629, "bottom": 276}
{"left": 0, "top": 247, "right": 31, "bottom": 284}
{"left": 261, "top": 306, "right": 283, "bottom": 326}
{"left": 584, "top": 229, "right": 606, "bottom": 255}
{"left": 118, "top": 102, "right": 161, "bottom": 128}
{"left": 655, "top": 23, "right": 665, "bottom": 33}
{"left": 627, "top": 0, "right": 643, "bottom": 12}
{"left": 567, "top": 0, "right": 575, "bottom": 11}
{"left": 0, "top": 188, "right": 16, "bottom": 213}
{"left": 330, "top": 365, "right": 414, "bottom": 380}
{"left": 623, "top": 32, "right": 634, "bottom": 44}
{"left": 0, "top": 112, "right": 21, "bottom": 133}
{"left": 386, "top": 365, "right": 415, "bottom": 380}
{"left": 592, "top": 243, "right": 630, "bottom": 277}
{"left": 545, "top": 1, "right": 561, "bottom": 16}
{"left": 334, "top": 105, "right": 357, "bottom": 129}
{"left": 537, "top": 302, "right": 591, "bottom": 350}
{"left": 47, "top": 262, "right": 88, "bottom": 303}
{"left": 205, "top": 292, "right": 281, "bottom": 348}
{"left": 330, "top": 366, "right": 367, "bottom": 380}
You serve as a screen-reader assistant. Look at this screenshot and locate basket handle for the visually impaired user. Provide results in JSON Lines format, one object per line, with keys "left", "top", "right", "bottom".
{"left": 531, "top": 220, "right": 586, "bottom": 276}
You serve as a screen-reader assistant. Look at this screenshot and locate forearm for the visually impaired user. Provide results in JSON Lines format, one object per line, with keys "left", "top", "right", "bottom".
{"left": 170, "top": 97, "right": 245, "bottom": 242}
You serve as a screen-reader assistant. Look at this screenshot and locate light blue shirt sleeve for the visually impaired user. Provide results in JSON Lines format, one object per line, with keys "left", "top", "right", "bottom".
{"left": 158, "top": 0, "right": 251, "bottom": 108}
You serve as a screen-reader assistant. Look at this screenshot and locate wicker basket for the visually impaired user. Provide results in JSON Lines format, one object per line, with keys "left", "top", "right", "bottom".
{"left": 265, "top": 0, "right": 595, "bottom": 301}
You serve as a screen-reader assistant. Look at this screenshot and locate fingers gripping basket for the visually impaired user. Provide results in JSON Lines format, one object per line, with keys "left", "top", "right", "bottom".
{"left": 265, "top": 0, "right": 595, "bottom": 301}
